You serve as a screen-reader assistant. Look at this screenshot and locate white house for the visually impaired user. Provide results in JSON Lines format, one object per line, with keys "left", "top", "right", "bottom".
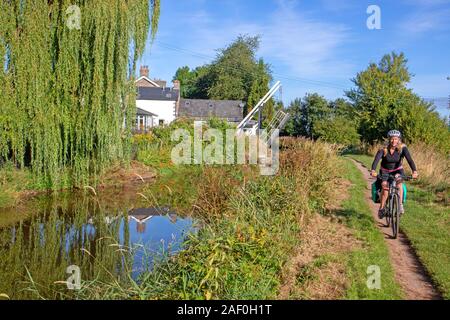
{"left": 134, "top": 66, "right": 180, "bottom": 131}
{"left": 134, "top": 66, "right": 247, "bottom": 132}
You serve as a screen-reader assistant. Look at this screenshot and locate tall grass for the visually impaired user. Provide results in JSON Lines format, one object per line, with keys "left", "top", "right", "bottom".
{"left": 407, "top": 142, "right": 450, "bottom": 190}
{"left": 280, "top": 138, "right": 341, "bottom": 212}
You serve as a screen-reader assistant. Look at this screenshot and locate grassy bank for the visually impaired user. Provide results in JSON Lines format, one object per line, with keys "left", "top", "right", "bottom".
{"left": 347, "top": 154, "right": 449, "bottom": 299}
{"left": 0, "top": 162, "right": 32, "bottom": 208}
{"left": 0, "top": 160, "right": 156, "bottom": 210}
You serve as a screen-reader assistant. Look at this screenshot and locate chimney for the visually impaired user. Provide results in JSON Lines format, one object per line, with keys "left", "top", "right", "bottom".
{"left": 173, "top": 79, "right": 180, "bottom": 90}
{"left": 173, "top": 80, "right": 181, "bottom": 117}
{"left": 139, "top": 65, "right": 149, "bottom": 78}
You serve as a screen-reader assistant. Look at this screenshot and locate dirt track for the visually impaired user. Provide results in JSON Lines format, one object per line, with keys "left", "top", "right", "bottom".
{"left": 351, "top": 159, "right": 441, "bottom": 300}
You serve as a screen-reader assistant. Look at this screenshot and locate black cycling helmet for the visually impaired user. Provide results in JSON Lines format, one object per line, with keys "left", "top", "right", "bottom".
{"left": 387, "top": 130, "right": 401, "bottom": 138}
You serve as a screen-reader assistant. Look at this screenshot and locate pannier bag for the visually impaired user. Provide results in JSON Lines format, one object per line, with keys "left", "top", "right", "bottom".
{"left": 371, "top": 181, "right": 407, "bottom": 204}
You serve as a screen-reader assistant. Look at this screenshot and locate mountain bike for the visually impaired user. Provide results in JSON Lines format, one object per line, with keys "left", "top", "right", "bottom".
{"left": 378, "top": 173, "right": 413, "bottom": 239}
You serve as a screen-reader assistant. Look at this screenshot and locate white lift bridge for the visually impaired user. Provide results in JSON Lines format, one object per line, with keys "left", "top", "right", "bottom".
{"left": 236, "top": 81, "right": 290, "bottom": 146}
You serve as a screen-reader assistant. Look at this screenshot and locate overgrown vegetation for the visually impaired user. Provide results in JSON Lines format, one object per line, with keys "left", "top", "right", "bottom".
{"left": 133, "top": 118, "right": 235, "bottom": 172}
{"left": 0, "top": 162, "right": 34, "bottom": 208}
{"left": 126, "top": 138, "right": 338, "bottom": 300}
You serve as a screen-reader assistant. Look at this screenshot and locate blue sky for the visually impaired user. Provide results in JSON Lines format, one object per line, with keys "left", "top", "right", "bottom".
{"left": 140, "top": 0, "right": 450, "bottom": 118}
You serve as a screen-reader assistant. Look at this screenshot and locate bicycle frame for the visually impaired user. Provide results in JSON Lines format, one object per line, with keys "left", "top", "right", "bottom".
{"left": 379, "top": 174, "right": 412, "bottom": 238}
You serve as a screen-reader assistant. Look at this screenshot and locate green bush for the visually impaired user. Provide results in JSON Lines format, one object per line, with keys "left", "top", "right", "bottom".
{"left": 133, "top": 118, "right": 237, "bottom": 169}
{"left": 314, "top": 117, "right": 360, "bottom": 146}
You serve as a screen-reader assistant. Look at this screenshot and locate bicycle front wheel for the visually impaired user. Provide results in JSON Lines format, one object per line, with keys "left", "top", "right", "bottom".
{"left": 391, "top": 194, "right": 400, "bottom": 239}
{"left": 385, "top": 202, "right": 390, "bottom": 227}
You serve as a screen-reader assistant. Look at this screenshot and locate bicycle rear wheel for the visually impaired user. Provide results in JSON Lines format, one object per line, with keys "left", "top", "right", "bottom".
{"left": 391, "top": 194, "right": 400, "bottom": 239}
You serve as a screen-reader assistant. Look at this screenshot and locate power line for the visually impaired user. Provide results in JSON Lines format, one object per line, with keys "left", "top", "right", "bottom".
{"left": 153, "top": 40, "right": 350, "bottom": 91}
{"left": 155, "top": 40, "right": 214, "bottom": 61}
{"left": 273, "top": 73, "right": 348, "bottom": 90}
{"left": 422, "top": 96, "right": 448, "bottom": 100}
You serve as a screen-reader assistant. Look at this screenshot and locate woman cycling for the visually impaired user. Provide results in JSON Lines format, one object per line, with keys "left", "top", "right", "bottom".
{"left": 371, "top": 130, "right": 419, "bottom": 219}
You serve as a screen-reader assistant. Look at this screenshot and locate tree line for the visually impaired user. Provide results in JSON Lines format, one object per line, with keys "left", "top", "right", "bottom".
{"left": 283, "top": 52, "right": 450, "bottom": 153}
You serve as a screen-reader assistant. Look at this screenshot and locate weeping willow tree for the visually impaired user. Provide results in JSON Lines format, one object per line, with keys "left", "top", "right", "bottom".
{"left": 0, "top": 0, "right": 160, "bottom": 188}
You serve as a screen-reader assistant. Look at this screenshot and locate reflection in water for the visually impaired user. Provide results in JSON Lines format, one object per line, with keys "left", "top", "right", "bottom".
{"left": 128, "top": 207, "right": 173, "bottom": 233}
{"left": 0, "top": 190, "right": 197, "bottom": 299}
{"left": 125, "top": 207, "right": 194, "bottom": 278}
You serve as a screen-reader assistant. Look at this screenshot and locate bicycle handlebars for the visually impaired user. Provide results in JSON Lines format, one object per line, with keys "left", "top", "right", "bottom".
{"left": 380, "top": 173, "right": 413, "bottom": 181}
{"left": 370, "top": 172, "right": 415, "bottom": 181}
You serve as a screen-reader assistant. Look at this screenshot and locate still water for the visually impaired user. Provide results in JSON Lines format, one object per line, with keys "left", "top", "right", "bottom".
{"left": 0, "top": 186, "right": 197, "bottom": 299}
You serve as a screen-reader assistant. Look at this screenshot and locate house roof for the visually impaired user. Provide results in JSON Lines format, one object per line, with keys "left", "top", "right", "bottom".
{"left": 179, "top": 99, "right": 244, "bottom": 122}
{"left": 136, "top": 108, "right": 157, "bottom": 117}
{"left": 153, "top": 79, "right": 167, "bottom": 87}
{"left": 137, "top": 87, "right": 180, "bottom": 101}
{"left": 135, "top": 76, "right": 161, "bottom": 87}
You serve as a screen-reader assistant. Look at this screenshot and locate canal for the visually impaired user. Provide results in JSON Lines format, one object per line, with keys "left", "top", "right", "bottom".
{"left": 0, "top": 184, "right": 198, "bottom": 299}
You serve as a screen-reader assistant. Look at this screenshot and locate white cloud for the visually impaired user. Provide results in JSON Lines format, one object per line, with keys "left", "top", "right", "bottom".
{"left": 158, "top": 0, "right": 354, "bottom": 78}
{"left": 400, "top": 8, "right": 450, "bottom": 34}
{"left": 398, "top": 0, "right": 450, "bottom": 35}
{"left": 143, "top": 0, "right": 357, "bottom": 103}
{"left": 258, "top": 2, "right": 353, "bottom": 77}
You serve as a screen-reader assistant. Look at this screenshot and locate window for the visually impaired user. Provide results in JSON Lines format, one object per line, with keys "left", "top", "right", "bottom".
{"left": 135, "top": 115, "right": 153, "bottom": 131}
{"left": 136, "top": 115, "right": 146, "bottom": 131}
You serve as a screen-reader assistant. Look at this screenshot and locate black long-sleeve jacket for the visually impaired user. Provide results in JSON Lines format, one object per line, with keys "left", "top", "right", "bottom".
{"left": 371, "top": 146, "right": 417, "bottom": 172}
